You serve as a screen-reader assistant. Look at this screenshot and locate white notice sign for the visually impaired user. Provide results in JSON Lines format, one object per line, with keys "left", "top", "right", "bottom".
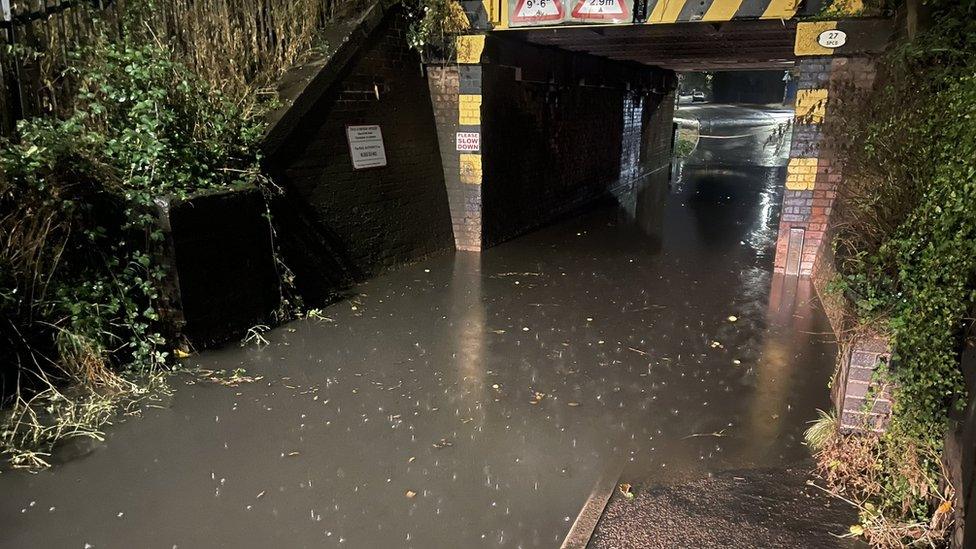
{"left": 346, "top": 125, "right": 387, "bottom": 169}
{"left": 456, "top": 132, "right": 480, "bottom": 152}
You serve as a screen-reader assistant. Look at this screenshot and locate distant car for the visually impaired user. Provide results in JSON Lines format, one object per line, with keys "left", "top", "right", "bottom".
{"left": 692, "top": 91, "right": 706, "bottom": 103}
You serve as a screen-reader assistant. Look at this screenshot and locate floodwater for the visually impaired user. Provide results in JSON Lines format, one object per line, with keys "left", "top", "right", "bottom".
{"left": 0, "top": 103, "right": 847, "bottom": 548}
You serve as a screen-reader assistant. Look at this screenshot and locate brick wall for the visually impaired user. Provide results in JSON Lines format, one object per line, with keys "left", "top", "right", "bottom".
{"left": 155, "top": 188, "right": 281, "bottom": 346}
{"left": 784, "top": 55, "right": 893, "bottom": 435}
{"left": 268, "top": 8, "right": 453, "bottom": 296}
{"left": 476, "top": 36, "right": 675, "bottom": 247}
{"left": 428, "top": 63, "right": 484, "bottom": 251}
{"left": 774, "top": 56, "right": 877, "bottom": 276}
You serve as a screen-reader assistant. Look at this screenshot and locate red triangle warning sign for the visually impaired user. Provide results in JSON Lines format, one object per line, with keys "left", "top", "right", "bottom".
{"left": 571, "top": 0, "right": 629, "bottom": 20}
{"left": 511, "top": 0, "right": 564, "bottom": 24}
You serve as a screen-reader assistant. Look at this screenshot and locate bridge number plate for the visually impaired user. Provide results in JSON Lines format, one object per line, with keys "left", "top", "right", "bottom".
{"left": 346, "top": 125, "right": 387, "bottom": 170}
{"left": 817, "top": 30, "right": 847, "bottom": 49}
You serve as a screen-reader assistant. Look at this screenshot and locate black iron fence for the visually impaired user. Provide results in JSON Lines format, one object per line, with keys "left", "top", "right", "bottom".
{"left": 0, "top": 0, "right": 123, "bottom": 135}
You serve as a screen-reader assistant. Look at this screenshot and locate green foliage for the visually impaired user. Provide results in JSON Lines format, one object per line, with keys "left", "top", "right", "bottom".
{"left": 0, "top": 39, "right": 265, "bottom": 389}
{"left": 824, "top": 1, "right": 976, "bottom": 540}
{"left": 404, "top": 0, "right": 471, "bottom": 60}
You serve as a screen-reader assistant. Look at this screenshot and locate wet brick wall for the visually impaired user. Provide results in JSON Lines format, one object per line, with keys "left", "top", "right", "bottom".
{"left": 268, "top": 8, "right": 453, "bottom": 296}
{"left": 156, "top": 188, "right": 281, "bottom": 347}
{"left": 477, "top": 37, "right": 676, "bottom": 247}
{"left": 428, "top": 64, "right": 483, "bottom": 251}
{"left": 774, "top": 56, "right": 877, "bottom": 276}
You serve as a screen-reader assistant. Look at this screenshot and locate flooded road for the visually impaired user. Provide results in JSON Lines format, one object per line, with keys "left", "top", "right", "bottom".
{"left": 0, "top": 104, "right": 850, "bottom": 548}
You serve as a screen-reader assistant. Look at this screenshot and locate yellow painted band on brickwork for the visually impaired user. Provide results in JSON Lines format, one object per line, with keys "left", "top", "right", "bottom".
{"left": 459, "top": 154, "right": 483, "bottom": 185}
{"left": 701, "top": 0, "right": 743, "bottom": 22}
{"left": 785, "top": 157, "right": 818, "bottom": 190}
{"left": 456, "top": 35, "right": 486, "bottom": 64}
{"left": 459, "top": 94, "right": 482, "bottom": 125}
{"left": 795, "top": 21, "right": 838, "bottom": 56}
{"left": 795, "top": 88, "right": 828, "bottom": 124}
{"left": 760, "top": 0, "right": 799, "bottom": 19}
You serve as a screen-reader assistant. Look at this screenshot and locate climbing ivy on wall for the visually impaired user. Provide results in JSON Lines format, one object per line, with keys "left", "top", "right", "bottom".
{"left": 821, "top": 0, "right": 976, "bottom": 542}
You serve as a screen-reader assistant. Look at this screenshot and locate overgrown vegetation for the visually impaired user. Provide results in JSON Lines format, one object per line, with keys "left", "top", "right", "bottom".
{"left": 0, "top": 0, "right": 341, "bottom": 467}
{"left": 404, "top": 0, "right": 471, "bottom": 60}
{"left": 814, "top": 0, "right": 976, "bottom": 545}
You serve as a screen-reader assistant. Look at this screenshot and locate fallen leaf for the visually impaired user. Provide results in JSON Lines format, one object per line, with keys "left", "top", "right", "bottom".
{"left": 618, "top": 483, "right": 634, "bottom": 499}
{"left": 405, "top": 490, "right": 417, "bottom": 499}
{"left": 727, "top": 315, "right": 738, "bottom": 322}
{"left": 849, "top": 524, "right": 864, "bottom": 536}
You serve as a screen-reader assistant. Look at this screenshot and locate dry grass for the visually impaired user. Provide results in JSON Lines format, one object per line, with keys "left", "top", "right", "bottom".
{"left": 137, "top": 0, "right": 341, "bottom": 102}
{"left": 1, "top": 371, "right": 170, "bottom": 469}
{"left": 809, "top": 425, "right": 954, "bottom": 547}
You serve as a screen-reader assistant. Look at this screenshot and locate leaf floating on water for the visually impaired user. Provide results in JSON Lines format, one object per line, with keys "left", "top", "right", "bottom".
{"left": 567, "top": 402, "right": 581, "bottom": 407}
{"left": 432, "top": 438, "right": 454, "bottom": 449}
{"left": 405, "top": 490, "right": 417, "bottom": 499}
{"left": 727, "top": 315, "right": 738, "bottom": 322}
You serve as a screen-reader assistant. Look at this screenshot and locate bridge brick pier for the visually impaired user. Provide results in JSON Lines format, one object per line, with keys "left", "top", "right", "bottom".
{"left": 428, "top": 35, "right": 675, "bottom": 251}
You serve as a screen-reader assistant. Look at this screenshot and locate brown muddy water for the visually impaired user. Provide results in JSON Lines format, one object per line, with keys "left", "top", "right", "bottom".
{"left": 0, "top": 104, "right": 851, "bottom": 548}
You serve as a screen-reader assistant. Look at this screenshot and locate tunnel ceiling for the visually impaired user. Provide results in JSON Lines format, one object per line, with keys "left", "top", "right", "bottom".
{"left": 505, "top": 19, "right": 797, "bottom": 71}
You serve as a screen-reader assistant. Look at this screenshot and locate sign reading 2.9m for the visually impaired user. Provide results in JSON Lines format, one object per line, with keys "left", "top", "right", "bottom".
{"left": 346, "top": 125, "right": 387, "bottom": 170}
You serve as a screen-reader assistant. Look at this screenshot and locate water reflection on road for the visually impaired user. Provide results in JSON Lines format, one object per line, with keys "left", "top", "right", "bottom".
{"left": 0, "top": 104, "right": 841, "bottom": 548}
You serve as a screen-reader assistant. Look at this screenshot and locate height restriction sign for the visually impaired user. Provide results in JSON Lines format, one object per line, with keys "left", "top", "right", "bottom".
{"left": 570, "top": 0, "right": 630, "bottom": 21}
{"left": 510, "top": 0, "right": 564, "bottom": 26}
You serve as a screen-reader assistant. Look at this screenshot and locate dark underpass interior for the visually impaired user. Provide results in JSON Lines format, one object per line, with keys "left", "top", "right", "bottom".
{"left": 0, "top": 71, "right": 861, "bottom": 547}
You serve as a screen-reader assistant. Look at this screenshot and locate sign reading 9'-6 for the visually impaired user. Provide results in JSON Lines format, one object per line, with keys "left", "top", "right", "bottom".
{"left": 509, "top": 0, "right": 633, "bottom": 26}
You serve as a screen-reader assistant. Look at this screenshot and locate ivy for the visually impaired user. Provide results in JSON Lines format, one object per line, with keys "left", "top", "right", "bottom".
{"left": 0, "top": 38, "right": 266, "bottom": 385}
{"left": 824, "top": 0, "right": 976, "bottom": 538}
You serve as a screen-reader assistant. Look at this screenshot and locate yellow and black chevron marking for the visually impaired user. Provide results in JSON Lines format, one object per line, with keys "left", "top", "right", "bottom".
{"left": 644, "top": 0, "right": 799, "bottom": 24}
{"left": 496, "top": 0, "right": 799, "bottom": 29}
